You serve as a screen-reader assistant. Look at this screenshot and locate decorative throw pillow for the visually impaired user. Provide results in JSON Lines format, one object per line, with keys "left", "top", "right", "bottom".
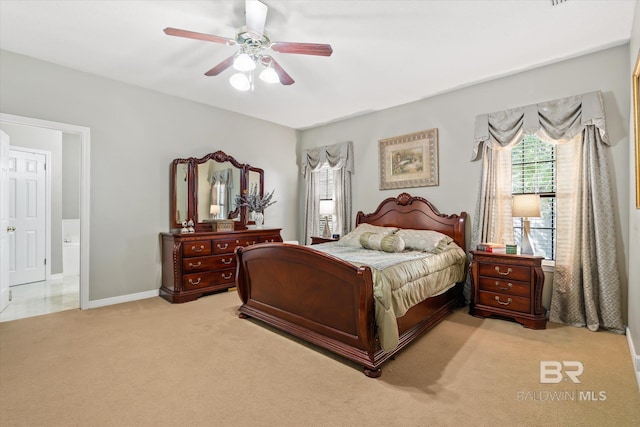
{"left": 359, "top": 232, "right": 405, "bottom": 253}
{"left": 395, "top": 229, "right": 453, "bottom": 253}
{"left": 336, "top": 223, "right": 399, "bottom": 248}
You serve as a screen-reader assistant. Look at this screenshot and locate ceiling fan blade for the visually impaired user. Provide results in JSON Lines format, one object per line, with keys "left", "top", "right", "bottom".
{"left": 245, "top": 0, "right": 268, "bottom": 39}
{"left": 204, "top": 56, "right": 235, "bottom": 76}
{"left": 270, "top": 42, "right": 333, "bottom": 56}
{"left": 163, "top": 27, "right": 235, "bottom": 46}
{"left": 263, "top": 56, "right": 294, "bottom": 85}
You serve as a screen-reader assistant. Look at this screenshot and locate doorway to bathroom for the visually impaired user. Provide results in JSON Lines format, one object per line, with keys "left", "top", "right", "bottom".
{"left": 0, "top": 113, "right": 90, "bottom": 321}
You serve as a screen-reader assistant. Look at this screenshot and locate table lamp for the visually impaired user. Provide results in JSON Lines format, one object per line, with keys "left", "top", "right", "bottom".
{"left": 210, "top": 204, "right": 220, "bottom": 220}
{"left": 319, "top": 200, "right": 335, "bottom": 238}
{"left": 512, "top": 194, "right": 541, "bottom": 255}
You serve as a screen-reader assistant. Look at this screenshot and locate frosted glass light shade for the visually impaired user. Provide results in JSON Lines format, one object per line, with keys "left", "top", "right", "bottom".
{"left": 229, "top": 73, "right": 250, "bottom": 91}
{"left": 259, "top": 66, "right": 279, "bottom": 83}
{"left": 512, "top": 194, "right": 541, "bottom": 218}
{"left": 233, "top": 53, "right": 256, "bottom": 71}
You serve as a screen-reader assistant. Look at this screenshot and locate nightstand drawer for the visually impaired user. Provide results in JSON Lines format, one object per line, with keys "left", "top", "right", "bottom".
{"left": 478, "top": 277, "right": 530, "bottom": 297}
{"left": 478, "top": 291, "right": 530, "bottom": 313}
{"left": 478, "top": 262, "right": 530, "bottom": 282}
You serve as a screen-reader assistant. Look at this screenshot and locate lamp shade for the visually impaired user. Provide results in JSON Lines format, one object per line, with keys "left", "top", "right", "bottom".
{"left": 512, "top": 194, "right": 541, "bottom": 218}
{"left": 229, "top": 73, "right": 251, "bottom": 91}
{"left": 210, "top": 204, "right": 220, "bottom": 215}
{"left": 319, "top": 200, "right": 335, "bottom": 216}
{"left": 259, "top": 65, "right": 279, "bottom": 84}
{"left": 233, "top": 53, "right": 256, "bottom": 72}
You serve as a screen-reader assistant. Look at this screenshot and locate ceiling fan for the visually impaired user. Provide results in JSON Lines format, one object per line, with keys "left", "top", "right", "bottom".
{"left": 164, "top": 0, "right": 333, "bottom": 90}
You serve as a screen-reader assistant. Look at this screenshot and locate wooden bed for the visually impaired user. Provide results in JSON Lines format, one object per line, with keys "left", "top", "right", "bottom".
{"left": 235, "top": 193, "right": 467, "bottom": 377}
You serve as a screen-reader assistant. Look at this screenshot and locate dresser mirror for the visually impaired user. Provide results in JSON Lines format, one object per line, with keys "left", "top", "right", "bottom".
{"left": 170, "top": 150, "right": 263, "bottom": 231}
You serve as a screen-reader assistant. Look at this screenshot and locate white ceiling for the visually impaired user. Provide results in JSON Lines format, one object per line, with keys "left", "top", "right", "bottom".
{"left": 0, "top": 1, "right": 636, "bottom": 130}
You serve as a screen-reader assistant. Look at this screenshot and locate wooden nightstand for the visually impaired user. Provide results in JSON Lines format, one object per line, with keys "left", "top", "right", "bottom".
{"left": 310, "top": 236, "right": 339, "bottom": 245}
{"left": 469, "top": 251, "right": 546, "bottom": 329}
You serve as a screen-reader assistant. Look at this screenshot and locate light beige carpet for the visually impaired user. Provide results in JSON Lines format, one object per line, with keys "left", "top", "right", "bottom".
{"left": 1, "top": 290, "right": 638, "bottom": 427}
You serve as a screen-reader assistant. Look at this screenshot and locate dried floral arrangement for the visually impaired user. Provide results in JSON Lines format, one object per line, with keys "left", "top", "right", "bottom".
{"left": 235, "top": 184, "right": 277, "bottom": 213}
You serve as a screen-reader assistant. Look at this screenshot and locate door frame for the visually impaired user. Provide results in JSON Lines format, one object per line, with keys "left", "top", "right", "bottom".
{"left": 0, "top": 113, "right": 90, "bottom": 310}
{"left": 9, "top": 146, "right": 51, "bottom": 284}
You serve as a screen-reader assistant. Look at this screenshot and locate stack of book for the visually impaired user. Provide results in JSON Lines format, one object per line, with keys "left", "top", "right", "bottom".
{"left": 476, "top": 242, "right": 507, "bottom": 253}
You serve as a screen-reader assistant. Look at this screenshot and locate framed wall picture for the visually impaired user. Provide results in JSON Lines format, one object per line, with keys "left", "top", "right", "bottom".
{"left": 379, "top": 128, "right": 438, "bottom": 190}
{"left": 634, "top": 51, "right": 640, "bottom": 209}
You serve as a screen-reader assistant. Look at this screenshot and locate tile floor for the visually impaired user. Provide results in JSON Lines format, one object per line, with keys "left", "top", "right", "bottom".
{"left": 0, "top": 276, "right": 80, "bottom": 322}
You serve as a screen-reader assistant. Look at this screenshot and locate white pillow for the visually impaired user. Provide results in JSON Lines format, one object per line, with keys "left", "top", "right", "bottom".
{"left": 335, "top": 223, "right": 399, "bottom": 248}
{"left": 395, "top": 229, "right": 453, "bottom": 253}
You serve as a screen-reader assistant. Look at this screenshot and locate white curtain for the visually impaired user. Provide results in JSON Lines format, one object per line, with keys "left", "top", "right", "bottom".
{"left": 301, "top": 141, "right": 354, "bottom": 245}
{"left": 208, "top": 168, "right": 233, "bottom": 219}
{"left": 471, "top": 91, "right": 624, "bottom": 333}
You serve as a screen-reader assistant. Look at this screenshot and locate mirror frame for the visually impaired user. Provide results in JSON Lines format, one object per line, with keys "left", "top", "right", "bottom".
{"left": 243, "top": 165, "right": 264, "bottom": 225}
{"left": 170, "top": 150, "right": 263, "bottom": 231}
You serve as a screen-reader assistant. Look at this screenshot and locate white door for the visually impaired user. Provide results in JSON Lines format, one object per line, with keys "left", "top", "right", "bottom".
{"left": 0, "top": 131, "right": 11, "bottom": 312}
{"left": 8, "top": 148, "right": 46, "bottom": 285}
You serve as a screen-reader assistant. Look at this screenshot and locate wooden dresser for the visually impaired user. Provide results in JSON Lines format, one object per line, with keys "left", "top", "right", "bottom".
{"left": 161, "top": 228, "right": 282, "bottom": 303}
{"left": 469, "top": 251, "right": 546, "bottom": 329}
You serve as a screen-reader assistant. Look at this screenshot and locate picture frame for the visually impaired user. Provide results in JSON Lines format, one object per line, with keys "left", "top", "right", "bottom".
{"left": 634, "top": 51, "right": 640, "bottom": 209}
{"left": 379, "top": 128, "right": 438, "bottom": 190}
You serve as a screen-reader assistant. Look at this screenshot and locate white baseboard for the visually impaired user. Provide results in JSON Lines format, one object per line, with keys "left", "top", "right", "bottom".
{"left": 86, "top": 289, "right": 160, "bottom": 309}
{"left": 626, "top": 327, "right": 640, "bottom": 391}
{"left": 48, "top": 273, "right": 64, "bottom": 281}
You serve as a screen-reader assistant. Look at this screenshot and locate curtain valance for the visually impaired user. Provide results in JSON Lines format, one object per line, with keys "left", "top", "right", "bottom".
{"left": 471, "top": 91, "right": 607, "bottom": 161}
{"left": 302, "top": 141, "right": 354, "bottom": 176}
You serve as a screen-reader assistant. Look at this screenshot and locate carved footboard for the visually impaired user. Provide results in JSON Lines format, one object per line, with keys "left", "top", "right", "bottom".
{"left": 236, "top": 243, "right": 384, "bottom": 375}
{"left": 235, "top": 242, "right": 464, "bottom": 377}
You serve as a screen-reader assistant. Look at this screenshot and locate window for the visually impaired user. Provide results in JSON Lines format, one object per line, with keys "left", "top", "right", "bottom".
{"left": 318, "top": 163, "right": 334, "bottom": 234}
{"left": 511, "top": 134, "right": 556, "bottom": 260}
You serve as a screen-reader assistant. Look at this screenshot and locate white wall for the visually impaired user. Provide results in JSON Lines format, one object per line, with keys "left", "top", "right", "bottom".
{"left": 628, "top": 5, "right": 640, "bottom": 385}
{"left": 62, "top": 132, "right": 81, "bottom": 220}
{"left": 298, "top": 45, "right": 631, "bottom": 322}
{"left": 0, "top": 49, "right": 298, "bottom": 301}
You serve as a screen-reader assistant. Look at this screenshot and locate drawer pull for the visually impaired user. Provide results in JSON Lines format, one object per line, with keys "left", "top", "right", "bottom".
{"left": 244, "top": 241, "right": 257, "bottom": 246}
{"left": 221, "top": 258, "right": 232, "bottom": 265}
{"left": 217, "top": 243, "right": 229, "bottom": 250}
{"left": 495, "top": 281, "right": 512, "bottom": 291}
{"left": 494, "top": 266, "right": 513, "bottom": 276}
{"left": 188, "top": 278, "right": 202, "bottom": 285}
{"left": 494, "top": 296, "right": 512, "bottom": 306}
{"left": 191, "top": 245, "right": 205, "bottom": 252}
{"left": 222, "top": 272, "right": 233, "bottom": 280}
{"left": 188, "top": 261, "right": 202, "bottom": 268}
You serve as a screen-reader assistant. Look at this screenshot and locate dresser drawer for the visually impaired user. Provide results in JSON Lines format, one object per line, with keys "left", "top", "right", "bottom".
{"left": 183, "top": 241, "right": 212, "bottom": 257}
{"left": 259, "top": 234, "right": 282, "bottom": 243}
{"left": 478, "top": 262, "right": 530, "bottom": 282}
{"left": 478, "top": 291, "right": 530, "bottom": 313}
{"left": 183, "top": 269, "right": 236, "bottom": 291}
{"left": 212, "top": 237, "right": 259, "bottom": 254}
{"left": 478, "top": 277, "right": 530, "bottom": 298}
{"left": 183, "top": 254, "right": 236, "bottom": 273}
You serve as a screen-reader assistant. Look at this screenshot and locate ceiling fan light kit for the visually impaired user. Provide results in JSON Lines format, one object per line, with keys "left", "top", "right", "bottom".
{"left": 259, "top": 63, "right": 279, "bottom": 84}
{"left": 229, "top": 72, "right": 252, "bottom": 91}
{"left": 164, "top": 0, "right": 332, "bottom": 91}
{"left": 233, "top": 52, "right": 256, "bottom": 72}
